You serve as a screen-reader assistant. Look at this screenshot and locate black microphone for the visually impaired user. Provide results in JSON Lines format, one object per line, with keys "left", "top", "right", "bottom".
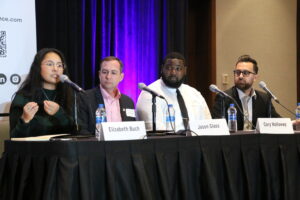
{"left": 59, "top": 75, "right": 85, "bottom": 93}
{"left": 138, "top": 83, "right": 165, "bottom": 99}
{"left": 258, "top": 81, "right": 279, "bottom": 103}
{"left": 209, "top": 84, "right": 232, "bottom": 98}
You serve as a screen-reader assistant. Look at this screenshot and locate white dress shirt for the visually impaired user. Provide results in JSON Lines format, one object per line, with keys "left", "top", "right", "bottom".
{"left": 236, "top": 88, "right": 257, "bottom": 126}
{"left": 136, "top": 78, "right": 211, "bottom": 131}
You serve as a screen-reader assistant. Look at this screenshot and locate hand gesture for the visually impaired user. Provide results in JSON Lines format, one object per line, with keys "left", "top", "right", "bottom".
{"left": 22, "top": 102, "right": 39, "bottom": 123}
{"left": 44, "top": 100, "right": 60, "bottom": 116}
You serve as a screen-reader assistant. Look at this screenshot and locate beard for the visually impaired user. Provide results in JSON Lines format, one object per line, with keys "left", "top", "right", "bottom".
{"left": 235, "top": 79, "right": 252, "bottom": 91}
{"left": 161, "top": 74, "right": 185, "bottom": 88}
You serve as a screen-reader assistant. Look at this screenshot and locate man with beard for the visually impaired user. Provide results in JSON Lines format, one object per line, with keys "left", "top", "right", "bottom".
{"left": 136, "top": 52, "right": 211, "bottom": 132}
{"left": 211, "top": 55, "right": 280, "bottom": 130}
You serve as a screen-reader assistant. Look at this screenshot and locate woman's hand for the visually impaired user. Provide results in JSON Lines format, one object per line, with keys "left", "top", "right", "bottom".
{"left": 22, "top": 102, "right": 39, "bottom": 123}
{"left": 44, "top": 100, "right": 60, "bottom": 116}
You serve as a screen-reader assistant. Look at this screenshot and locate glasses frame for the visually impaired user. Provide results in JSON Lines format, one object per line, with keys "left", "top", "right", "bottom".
{"left": 42, "top": 61, "right": 65, "bottom": 70}
{"left": 233, "top": 70, "right": 256, "bottom": 77}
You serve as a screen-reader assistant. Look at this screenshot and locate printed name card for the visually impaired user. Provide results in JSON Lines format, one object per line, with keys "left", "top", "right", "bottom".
{"left": 102, "top": 121, "right": 146, "bottom": 141}
{"left": 256, "top": 118, "right": 294, "bottom": 134}
{"left": 190, "top": 119, "right": 230, "bottom": 136}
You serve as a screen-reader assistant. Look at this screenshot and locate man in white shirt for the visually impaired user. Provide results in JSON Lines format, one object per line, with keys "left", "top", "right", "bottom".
{"left": 136, "top": 52, "right": 211, "bottom": 132}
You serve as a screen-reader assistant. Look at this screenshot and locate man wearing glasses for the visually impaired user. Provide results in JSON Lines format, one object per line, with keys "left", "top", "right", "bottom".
{"left": 212, "top": 55, "right": 280, "bottom": 130}
{"left": 136, "top": 52, "right": 211, "bottom": 132}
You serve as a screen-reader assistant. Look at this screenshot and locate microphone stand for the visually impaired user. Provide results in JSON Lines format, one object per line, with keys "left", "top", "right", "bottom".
{"left": 268, "top": 95, "right": 272, "bottom": 118}
{"left": 74, "top": 92, "right": 79, "bottom": 133}
{"left": 183, "top": 118, "right": 192, "bottom": 136}
{"left": 152, "top": 95, "right": 157, "bottom": 133}
{"left": 72, "top": 90, "right": 84, "bottom": 134}
{"left": 221, "top": 96, "right": 226, "bottom": 118}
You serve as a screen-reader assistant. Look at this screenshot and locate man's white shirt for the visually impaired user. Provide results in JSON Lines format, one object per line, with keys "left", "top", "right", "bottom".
{"left": 136, "top": 79, "right": 211, "bottom": 131}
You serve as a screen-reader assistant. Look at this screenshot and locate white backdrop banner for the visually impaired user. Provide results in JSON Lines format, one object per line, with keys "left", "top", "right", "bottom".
{"left": 0, "top": 0, "right": 36, "bottom": 115}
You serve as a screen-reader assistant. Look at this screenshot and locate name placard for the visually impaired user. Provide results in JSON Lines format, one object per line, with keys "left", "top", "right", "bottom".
{"left": 102, "top": 121, "right": 146, "bottom": 141}
{"left": 189, "top": 119, "right": 230, "bottom": 136}
{"left": 256, "top": 118, "right": 294, "bottom": 134}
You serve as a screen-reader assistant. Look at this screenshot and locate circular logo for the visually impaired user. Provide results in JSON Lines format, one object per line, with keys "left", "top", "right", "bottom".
{"left": 10, "top": 74, "right": 21, "bottom": 84}
{"left": 0, "top": 73, "right": 7, "bottom": 84}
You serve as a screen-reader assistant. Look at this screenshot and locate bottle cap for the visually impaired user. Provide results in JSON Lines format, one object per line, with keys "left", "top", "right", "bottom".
{"left": 230, "top": 103, "right": 234, "bottom": 107}
{"left": 297, "top": 102, "right": 300, "bottom": 106}
{"left": 98, "top": 104, "right": 104, "bottom": 108}
{"left": 168, "top": 104, "right": 173, "bottom": 107}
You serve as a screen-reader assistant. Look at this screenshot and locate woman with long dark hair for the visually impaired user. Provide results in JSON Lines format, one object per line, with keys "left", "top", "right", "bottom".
{"left": 10, "top": 48, "right": 74, "bottom": 137}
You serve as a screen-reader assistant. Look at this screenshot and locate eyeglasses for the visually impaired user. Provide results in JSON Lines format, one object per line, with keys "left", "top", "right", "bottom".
{"left": 42, "top": 61, "right": 65, "bottom": 69}
{"left": 164, "top": 65, "right": 184, "bottom": 72}
{"left": 233, "top": 70, "right": 256, "bottom": 77}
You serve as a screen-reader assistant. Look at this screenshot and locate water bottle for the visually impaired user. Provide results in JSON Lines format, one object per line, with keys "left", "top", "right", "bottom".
{"left": 166, "top": 104, "right": 175, "bottom": 131}
{"left": 295, "top": 102, "right": 300, "bottom": 130}
{"left": 227, "top": 103, "right": 237, "bottom": 132}
{"left": 95, "top": 104, "right": 107, "bottom": 140}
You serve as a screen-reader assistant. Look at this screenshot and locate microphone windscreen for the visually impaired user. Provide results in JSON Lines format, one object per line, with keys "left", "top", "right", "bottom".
{"left": 258, "top": 81, "right": 267, "bottom": 89}
{"left": 138, "top": 82, "right": 146, "bottom": 90}
{"left": 59, "top": 74, "right": 68, "bottom": 83}
{"left": 209, "top": 84, "right": 218, "bottom": 93}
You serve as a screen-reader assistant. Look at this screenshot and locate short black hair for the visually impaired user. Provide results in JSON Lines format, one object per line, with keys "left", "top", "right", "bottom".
{"left": 162, "top": 52, "right": 186, "bottom": 66}
{"left": 236, "top": 55, "right": 259, "bottom": 74}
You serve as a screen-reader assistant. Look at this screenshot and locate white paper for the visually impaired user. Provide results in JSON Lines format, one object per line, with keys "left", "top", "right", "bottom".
{"left": 11, "top": 134, "right": 69, "bottom": 141}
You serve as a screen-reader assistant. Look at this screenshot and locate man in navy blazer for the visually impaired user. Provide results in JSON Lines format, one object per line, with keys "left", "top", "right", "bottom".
{"left": 212, "top": 55, "right": 280, "bottom": 130}
{"left": 79, "top": 56, "right": 135, "bottom": 134}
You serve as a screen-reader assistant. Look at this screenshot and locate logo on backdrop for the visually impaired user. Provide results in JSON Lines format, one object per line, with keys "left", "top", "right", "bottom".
{"left": 10, "top": 74, "right": 21, "bottom": 84}
{"left": 0, "top": 74, "right": 7, "bottom": 84}
{"left": 0, "top": 31, "right": 7, "bottom": 57}
{"left": 0, "top": 1, "right": 36, "bottom": 114}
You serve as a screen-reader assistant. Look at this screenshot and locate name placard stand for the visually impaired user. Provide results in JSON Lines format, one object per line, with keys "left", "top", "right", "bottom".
{"left": 189, "top": 119, "right": 230, "bottom": 136}
{"left": 102, "top": 121, "right": 146, "bottom": 141}
{"left": 256, "top": 118, "right": 294, "bottom": 134}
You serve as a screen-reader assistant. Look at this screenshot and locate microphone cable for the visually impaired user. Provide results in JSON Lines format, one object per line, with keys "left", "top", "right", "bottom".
{"left": 274, "top": 101, "right": 296, "bottom": 118}
{"left": 258, "top": 81, "right": 296, "bottom": 118}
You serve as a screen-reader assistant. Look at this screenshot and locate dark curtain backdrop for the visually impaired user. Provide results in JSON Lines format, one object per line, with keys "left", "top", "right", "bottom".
{"left": 35, "top": 0, "right": 214, "bottom": 104}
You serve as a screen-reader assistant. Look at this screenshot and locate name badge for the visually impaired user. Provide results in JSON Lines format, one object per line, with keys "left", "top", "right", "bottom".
{"left": 102, "top": 121, "right": 146, "bottom": 141}
{"left": 189, "top": 119, "right": 230, "bottom": 136}
{"left": 125, "top": 108, "right": 136, "bottom": 118}
{"left": 256, "top": 118, "right": 294, "bottom": 134}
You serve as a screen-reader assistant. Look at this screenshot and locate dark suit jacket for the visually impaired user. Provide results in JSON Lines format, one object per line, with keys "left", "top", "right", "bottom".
{"left": 211, "top": 86, "right": 280, "bottom": 130}
{"left": 78, "top": 86, "right": 136, "bottom": 134}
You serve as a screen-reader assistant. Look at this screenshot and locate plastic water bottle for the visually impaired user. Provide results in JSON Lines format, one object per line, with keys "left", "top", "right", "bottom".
{"left": 295, "top": 102, "right": 300, "bottom": 130}
{"left": 166, "top": 104, "right": 175, "bottom": 131}
{"left": 95, "top": 104, "right": 107, "bottom": 140}
{"left": 227, "top": 103, "right": 237, "bottom": 132}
